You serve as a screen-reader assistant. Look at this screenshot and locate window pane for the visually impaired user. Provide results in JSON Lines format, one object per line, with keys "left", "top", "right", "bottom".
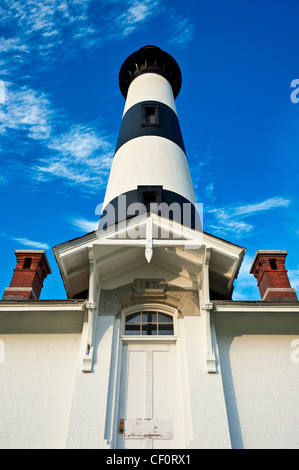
{"left": 158, "top": 324, "right": 174, "bottom": 335}
{"left": 126, "top": 313, "right": 141, "bottom": 324}
{"left": 124, "top": 311, "right": 173, "bottom": 336}
{"left": 146, "top": 108, "right": 156, "bottom": 124}
{"left": 125, "top": 324, "right": 141, "bottom": 335}
{"left": 158, "top": 313, "right": 173, "bottom": 323}
{"left": 142, "top": 324, "right": 157, "bottom": 335}
{"left": 142, "top": 311, "right": 157, "bottom": 324}
{"left": 142, "top": 105, "right": 159, "bottom": 127}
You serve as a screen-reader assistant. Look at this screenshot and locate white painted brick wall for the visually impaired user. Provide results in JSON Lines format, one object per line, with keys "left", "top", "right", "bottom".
{"left": 4, "top": 305, "right": 298, "bottom": 449}
{"left": 215, "top": 311, "right": 299, "bottom": 449}
{"left": 66, "top": 315, "right": 117, "bottom": 449}
{"left": 181, "top": 316, "right": 231, "bottom": 449}
{"left": 0, "top": 333, "right": 81, "bottom": 448}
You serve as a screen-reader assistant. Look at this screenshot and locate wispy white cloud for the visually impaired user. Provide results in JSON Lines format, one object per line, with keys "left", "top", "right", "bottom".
{"left": 0, "top": 0, "right": 166, "bottom": 193}
{"left": 0, "top": 37, "right": 29, "bottom": 53}
{"left": 117, "top": 0, "right": 162, "bottom": 36}
{"left": 3, "top": 235, "right": 50, "bottom": 250}
{"left": 0, "top": 36, "right": 30, "bottom": 76}
{"left": 103, "top": 0, "right": 163, "bottom": 40}
{"left": 0, "top": 0, "right": 164, "bottom": 66}
{"left": 0, "top": 79, "right": 114, "bottom": 190}
{"left": 0, "top": 0, "right": 96, "bottom": 55}
{"left": 209, "top": 213, "right": 253, "bottom": 238}
{"left": 189, "top": 140, "right": 223, "bottom": 201}
{"left": 0, "top": 83, "right": 53, "bottom": 140}
{"left": 232, "top": 197, "right": 291, "bottom": 217}
{"left": 33, "top": 125, "right": 114, "bottom": 189}
{"left": 33, "top": 160, "right": 95, "bottom": 185}
{"left": 47, "top": 126, "right": 112, "bottom": 161}
{"left": 208, "top": 197, "right": 291, "bottom": 239}
{"left": 168, "top": 12, "right": 195, "bottom": 47}
{"left": 71, "top": 217, "right": 99, "bottom": 233}
{"left": 205, "top": 182, "right": 216, "bottom": 201}
{"left": 0, "top": 0, "right": 194, "bottom": 195}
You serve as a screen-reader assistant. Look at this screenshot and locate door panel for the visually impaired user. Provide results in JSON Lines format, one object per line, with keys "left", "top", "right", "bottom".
{"left": 117, "top": 342, "right": 181, "bottom": 449}
{"left": 126, "top": 350, "right": 146, "bottom": 418}
{"left": 152, "top": 351, "right": 172, "bottom": 418}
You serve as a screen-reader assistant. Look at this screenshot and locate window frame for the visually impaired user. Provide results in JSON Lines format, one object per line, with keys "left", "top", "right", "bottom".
{"left": 125, "top": 311, "right": 174, "bottom": 337}
{"left": 141, "top": 104, "right": 160, "bottom": 127}
{"left": 121, "top": 304, "right": 178, "bottom": 343}
{"left": 137, "top": 185, "right": 163, "bottom": 212}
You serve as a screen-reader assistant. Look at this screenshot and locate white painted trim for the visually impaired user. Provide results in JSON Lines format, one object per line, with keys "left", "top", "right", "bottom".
{"left": 82, "top": 247, "right": 101, "bottom": 372}
{"left": 198, "top": 247, "right": 216, "bottom": 373}
{"left": 0, "top": 302, "right": 86, "bottom": 312}
{"left": 122, "top": 302, "right": 178, "bottom": 316}
{"left": 109, "top": 316, "right": 123, "bottom": 449}
{"left": 145, "top": 216, "right": 153, "bottom": 263}
{"left": 121, "top": 336, "right": 178, "bottom": 343}
{"left": 213, "top": 302, "right": 299, "bottom": 313}
{"left": 53, "top": 214, "right": 245, "bottom": 301}
{"left": 115, "top": 332, "right": 184, "bottom": 448}
{"left": 55, "top": 217, "right": 241, "bottom": 262}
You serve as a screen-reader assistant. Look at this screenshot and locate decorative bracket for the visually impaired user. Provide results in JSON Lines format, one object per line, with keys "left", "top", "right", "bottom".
{"left": 82, "top": 246, "right": 101, "bottom": 372}
{"left": 199, "top": 247, "right": 216, "bottom": 373}
{"left": 145, "top": 216, "right": 153, "bottom": 263}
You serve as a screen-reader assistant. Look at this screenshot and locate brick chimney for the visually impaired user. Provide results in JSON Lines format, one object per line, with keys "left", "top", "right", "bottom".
{"left": 2, "top": 250, "right": 51, "bottom": 300}
{"left": 250, "top": 250, "right": 298, "bottom": 302}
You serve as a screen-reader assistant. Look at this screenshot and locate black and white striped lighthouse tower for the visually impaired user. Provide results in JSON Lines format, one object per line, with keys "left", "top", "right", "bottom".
{"left": 102, "top": 45, "right": 199, "bottom": 229}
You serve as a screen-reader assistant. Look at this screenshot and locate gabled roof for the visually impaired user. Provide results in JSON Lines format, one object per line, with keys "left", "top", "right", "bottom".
{"left": 53, "top": 213, "right": 245, "bottom": 299}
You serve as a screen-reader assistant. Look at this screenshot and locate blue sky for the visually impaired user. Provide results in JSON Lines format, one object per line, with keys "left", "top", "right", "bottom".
{"left": 0, "top": 0, "right": 299, "bottom": 300}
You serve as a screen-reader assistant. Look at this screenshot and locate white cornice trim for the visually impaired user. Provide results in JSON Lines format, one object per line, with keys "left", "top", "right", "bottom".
{"left": 0, "top": 300, "right": 86, "bottom": 313}
{"left": 213, "top": 301, "right": 299, "bottom": 313}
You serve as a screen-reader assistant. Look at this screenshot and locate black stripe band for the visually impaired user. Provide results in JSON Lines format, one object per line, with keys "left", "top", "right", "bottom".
{"left": 115, "top": 101, "right": 186, "bottom": 154}
{"left": 100, "top": 188, "right": 201, "bottom": 230}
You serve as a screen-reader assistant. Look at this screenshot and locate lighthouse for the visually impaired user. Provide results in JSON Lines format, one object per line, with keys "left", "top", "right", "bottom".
{"left": 1, "top": 45, "right": 299, "bottom": 451}
{"left": 101, "top": 45, "right": 199, "bottom": 230}
{"left": 52, "top": 46, "right": 246, "bottom": 449}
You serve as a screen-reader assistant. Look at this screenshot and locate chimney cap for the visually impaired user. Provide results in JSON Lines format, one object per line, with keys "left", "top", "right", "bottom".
{"left": 119, "top": 45, "right": 182, "bottom": 99}
{"left": 14, "top": 249, "right": 52, "bottom": 274}
{"left": 249, "top": 250, "right": 288, "bottom": 274}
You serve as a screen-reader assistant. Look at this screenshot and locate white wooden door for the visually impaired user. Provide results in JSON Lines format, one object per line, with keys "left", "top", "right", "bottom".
{"left": 117, "top": 341, "right": 182, "bottom": 449}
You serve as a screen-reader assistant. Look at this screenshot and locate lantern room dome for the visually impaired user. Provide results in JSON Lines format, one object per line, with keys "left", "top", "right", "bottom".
{"left": 119, "top": 45, "right": 182, "bottom": 99}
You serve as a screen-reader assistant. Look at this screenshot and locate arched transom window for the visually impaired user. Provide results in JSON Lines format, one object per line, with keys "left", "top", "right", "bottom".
{"left": 125, "top": 311, "right": 174, "bottom": 336}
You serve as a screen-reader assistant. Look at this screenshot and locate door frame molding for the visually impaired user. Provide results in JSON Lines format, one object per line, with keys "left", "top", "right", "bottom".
{"left": 111, "top": 302, "right": 185, "bottom": 448}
